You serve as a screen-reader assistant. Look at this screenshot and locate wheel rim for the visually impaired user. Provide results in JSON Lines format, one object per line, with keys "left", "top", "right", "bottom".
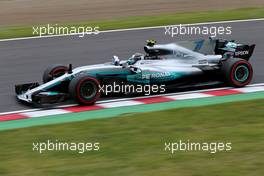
{"left": 234, "top": 65, "right": 249, "bottom": 82}
{"left": 80, "top": 81, "right": 97, "bottom": 100}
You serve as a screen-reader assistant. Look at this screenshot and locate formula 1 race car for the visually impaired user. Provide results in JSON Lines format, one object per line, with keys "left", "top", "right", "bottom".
{"left": 15, "top": 37, "right": 255, "bottom": 106}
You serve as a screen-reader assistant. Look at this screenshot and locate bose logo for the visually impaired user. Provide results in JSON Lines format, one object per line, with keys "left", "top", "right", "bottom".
{"left": 235, "top": 50, "right": 249, "bottom": 56}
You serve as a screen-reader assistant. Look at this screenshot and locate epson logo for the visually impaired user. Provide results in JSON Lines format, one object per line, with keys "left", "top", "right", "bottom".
{"left": 235, "top": 50, "right": 249, "bottom": 56}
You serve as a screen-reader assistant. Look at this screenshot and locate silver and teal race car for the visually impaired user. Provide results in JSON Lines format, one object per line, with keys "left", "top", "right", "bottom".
{"left": 15, "top": 37, "right": 255, "bottom": 106}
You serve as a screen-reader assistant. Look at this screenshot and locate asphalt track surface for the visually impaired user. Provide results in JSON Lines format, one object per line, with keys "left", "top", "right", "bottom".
{"left": 0, "top": 20, "right": 264, "bottom": 112}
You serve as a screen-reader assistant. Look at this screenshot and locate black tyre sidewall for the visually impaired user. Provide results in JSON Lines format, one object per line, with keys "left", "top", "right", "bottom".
{"left": 221, "top": 58, "right": 253, "bottom": 87}
{"left": 69, "top": 75, "right": 101, "bottom": 105}
{"left": 43, "top": 64, "right": 68, "bottom": 83}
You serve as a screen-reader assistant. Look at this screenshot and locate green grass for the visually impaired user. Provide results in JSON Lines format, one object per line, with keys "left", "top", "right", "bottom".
{"left": 0, "top": 99, "right": 264, "bottom": 176}
{"left": 0, "top": 7, "right": 264, "bottom": 39}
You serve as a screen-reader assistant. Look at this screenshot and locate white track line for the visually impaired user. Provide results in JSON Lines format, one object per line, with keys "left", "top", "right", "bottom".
{"left": 21, "top": 109, "right": 70, "bottom": 118}
{"left": 0, "top": 18, "right": 263, "bottom": 42}
{"left": 168, "top": 93, "right": 213, "bottom": 100}
{"left": 100, "top": 100, "right": 143, "bottom": 108}
{"left": 0, "top": 108, "right": 42, "bottom": 116}
{"left": 233, "top": 86, "right": 264, "bottom": 93}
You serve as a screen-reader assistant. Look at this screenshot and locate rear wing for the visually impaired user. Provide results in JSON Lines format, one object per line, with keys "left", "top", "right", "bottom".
{"left": 215, "top": 39, "right": 256, "bottom": 61}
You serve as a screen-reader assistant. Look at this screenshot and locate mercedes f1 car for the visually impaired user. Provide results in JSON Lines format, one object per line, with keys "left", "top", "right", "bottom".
{"left": 15, "top": 37, "right": 255, "bottom": 106}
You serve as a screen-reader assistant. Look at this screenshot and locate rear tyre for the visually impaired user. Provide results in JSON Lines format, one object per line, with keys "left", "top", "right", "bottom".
{"left": 43, "top": 64, "right": 68, "bottom": 83}
{"left": 221, "top": 58, "right": 253, "bottom": 87}
{"left": 69, "top": 75, "right": 101, "bottom": 105}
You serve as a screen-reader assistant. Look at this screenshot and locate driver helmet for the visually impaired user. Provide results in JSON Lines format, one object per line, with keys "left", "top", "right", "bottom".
{"left": 112, "top": 55, "right": 120, "bottom": 65}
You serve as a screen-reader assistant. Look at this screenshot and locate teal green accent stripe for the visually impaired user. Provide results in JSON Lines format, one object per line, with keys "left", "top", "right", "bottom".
{"left": 1, "top": 91, "right": 264, "bottom": 131}
{"left": 235, "top": 65, "right": 249, "bottom": 82}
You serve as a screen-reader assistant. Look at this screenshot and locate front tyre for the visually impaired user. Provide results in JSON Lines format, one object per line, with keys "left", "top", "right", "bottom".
{"left": 221, "top": 58, "right": 253, "bottom": 87}
{"left": 43, "top": 64, "right": 68, "bottom": 83}
{"left": 69, "top": 75, "right": 101, "bottom": 105}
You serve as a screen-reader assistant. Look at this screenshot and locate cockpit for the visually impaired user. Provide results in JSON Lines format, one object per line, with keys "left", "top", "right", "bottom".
{"left": 111, "top": 40, "right": 207, "bottom": 66}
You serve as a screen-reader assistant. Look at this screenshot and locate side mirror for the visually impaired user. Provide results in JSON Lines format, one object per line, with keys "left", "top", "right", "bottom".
{"left": 68, "top": 64, "right": 73, "bottom": 74}
{"left": 112, "top": 55, "right": 120, "bottom": 66}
